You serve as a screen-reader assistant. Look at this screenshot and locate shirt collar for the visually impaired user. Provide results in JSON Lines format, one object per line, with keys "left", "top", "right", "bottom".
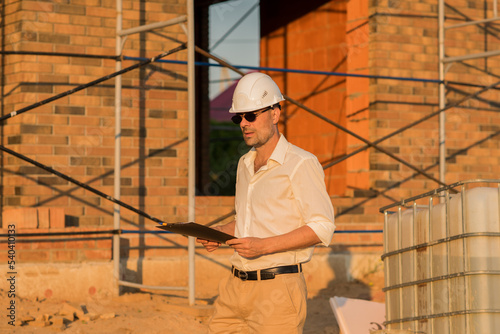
{"left": 269, "top": 134, "right": 288, "bottom": 165}
{"left": 243, "top": 134, "right": 289, "bottom": 171}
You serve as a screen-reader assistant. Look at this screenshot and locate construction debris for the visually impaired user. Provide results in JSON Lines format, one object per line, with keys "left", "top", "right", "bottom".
{"left": 28, "top": 320, "right": 51, "bottom": 327}
{"left": 100, "top": 312, "right": 116, "bottom": 320}
{"left": 16, "top": 302, "right": 115, "bottom": 328}
{"left": 59, "top": 302, "right": 85, "bottom": 320}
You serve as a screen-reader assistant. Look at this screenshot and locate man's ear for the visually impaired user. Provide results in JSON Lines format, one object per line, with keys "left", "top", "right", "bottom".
{"left": 272, "top": 106, "right": 281, "bottom": 125}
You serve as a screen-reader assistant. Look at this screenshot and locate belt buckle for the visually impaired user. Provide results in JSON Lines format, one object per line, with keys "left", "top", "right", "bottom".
{"left": 237, "top": 270, "right": 248, "bottom": 281}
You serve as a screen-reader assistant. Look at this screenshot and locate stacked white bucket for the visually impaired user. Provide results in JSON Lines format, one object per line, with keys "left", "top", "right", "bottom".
{"left": 383, "top": 184, "right": 500, "bottom": 334}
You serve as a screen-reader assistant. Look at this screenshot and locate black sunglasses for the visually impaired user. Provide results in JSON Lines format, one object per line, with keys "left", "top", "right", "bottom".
{"left": 231, "top": 107, "right": 272, "bottom": 125}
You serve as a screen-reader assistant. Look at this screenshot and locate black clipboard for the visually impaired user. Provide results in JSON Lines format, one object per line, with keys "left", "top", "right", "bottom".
{"left": 156, "top": 222, "right": 235, "bottom": 243}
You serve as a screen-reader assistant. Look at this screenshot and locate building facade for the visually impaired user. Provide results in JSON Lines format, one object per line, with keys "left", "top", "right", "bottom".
{"left": 1, "top": 0, "right": 499, "bottom": 298}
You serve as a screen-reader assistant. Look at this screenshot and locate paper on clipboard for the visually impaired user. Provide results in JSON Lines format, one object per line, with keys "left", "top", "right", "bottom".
{"left": 156, "top": 222, "right": 235, "bottom": 243}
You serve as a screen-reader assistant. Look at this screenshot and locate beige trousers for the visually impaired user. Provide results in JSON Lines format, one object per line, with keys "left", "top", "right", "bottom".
{"left": 208, "top": 271, "right": 307, "bottom": 334}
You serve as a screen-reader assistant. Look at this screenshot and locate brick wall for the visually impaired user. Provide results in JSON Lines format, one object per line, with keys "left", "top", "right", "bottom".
{"left": 369, "top": 0, "right": 500, "bottom": 201}
{"left": 0, "top": 197, "right": 236, "bottom": 263}
{"left": 259, "top": 0, "right": 383, "bottom": 246}
{"left": 0, "top": 207, "right": 111, "bottom": 262}
{"left": 4, "top": 0, "right": 499, "bottom": 264}
{"left": 1, "top": 0, "right": 189, "bottom": 235}
{"left": 260, "top": 0, "right": 500, "bottom": 244}
{"left": 260, "top": 0, "right": 349, "bottom": 197}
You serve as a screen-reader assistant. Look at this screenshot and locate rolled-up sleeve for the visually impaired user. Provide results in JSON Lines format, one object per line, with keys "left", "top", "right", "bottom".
{"left": 290, "top": 157, "right": 336, "bottom": 246}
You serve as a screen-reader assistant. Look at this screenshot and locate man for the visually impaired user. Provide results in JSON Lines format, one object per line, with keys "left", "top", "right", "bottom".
{"left": 197, "top": 72, "right": 335, "bottom": 334}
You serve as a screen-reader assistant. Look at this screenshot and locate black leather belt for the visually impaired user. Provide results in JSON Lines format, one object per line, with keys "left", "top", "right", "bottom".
{"left": 232, "top": 264, "right": 302, "bottom": 281}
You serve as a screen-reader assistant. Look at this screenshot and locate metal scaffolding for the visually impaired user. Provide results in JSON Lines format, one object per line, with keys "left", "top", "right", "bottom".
{"left": 438, "top": 0, "right": 500, "bottom": 184}
{"left": 112, "top": 0, "right": 196, "bottom": 305}
{"left": 0, "top": 0, "right": 198, "bottom": 305}
{"left": 1, "top": 0, "right": 500, "bottom": 309}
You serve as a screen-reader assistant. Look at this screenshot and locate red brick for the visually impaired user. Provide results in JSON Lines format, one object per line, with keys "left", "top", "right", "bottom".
{"left": 38, "top": 208, "right": 50, "bottom": 228}
{"left": 19, "top": 251, "right": 50, "bottom": 262}
{"left": 85, "top": 6, "right": 116, "bottom": 18}
{"left": 52, "top": 250, "right": 78, "bottom": 262}
{"left": 96, "top": 239, "right": 112, "bottom": 249}
{"left": 12, "top": 242, "right": 32, "bottom": 250}
{"left": 31, "top": 241, "right": 65, "bottom": 249}
{"left": 2, "top": 208, "right": 22, "bottom": 227}
{"left": 84, "top": 249, "right": 112, "bottom": 260}
{"left": 3, "top": 208, "right": 38, "bottom": 228}
{"left": 49, "top": 208, "right": 65, "bottom": 228}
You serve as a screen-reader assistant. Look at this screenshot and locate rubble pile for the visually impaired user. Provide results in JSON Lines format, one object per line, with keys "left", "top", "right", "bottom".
{"left": 17, "top": 302, "right": 115, "bottom": 330}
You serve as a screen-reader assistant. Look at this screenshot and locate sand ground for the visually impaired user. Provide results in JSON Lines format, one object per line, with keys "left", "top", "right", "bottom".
{"left": 1, "top": 270, "right": 385, "bottom": 334}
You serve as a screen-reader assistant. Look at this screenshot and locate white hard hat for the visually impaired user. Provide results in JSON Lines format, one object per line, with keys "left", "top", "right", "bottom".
{"left": 229, "top": 72, "right": 285, "bottom": 113}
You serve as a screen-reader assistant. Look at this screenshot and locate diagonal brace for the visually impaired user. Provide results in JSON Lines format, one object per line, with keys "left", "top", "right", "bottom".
{"left": 284, "top": 95, "right": 448, "bottom": 187}
{"left": 195, "top": 46, "right": 449, "bottom": 187}
{"left": 0, "top": 44, "right": 187, "bottom": 123}
{"left": 322, "top": 80, "right": 500, "bottom": 170}
{"left": 0, "top": 145, "right": 166, "bottom": 226}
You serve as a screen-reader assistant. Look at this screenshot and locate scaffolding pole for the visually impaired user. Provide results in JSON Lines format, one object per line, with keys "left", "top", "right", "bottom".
{"left": 438, "top": 0, "right": 446, "bottom": 186}
{"left": 113, "top": 0, "right": 193, "bottom": 298}
{"left": 113, "top": 0, "right": 123, "bottom": 297}
{"left": 438, "top": 0, "right": 500, "bottom": 187}
{"left": 438, "top": 0, "right": 500, "bottom": 328}
{"left": 187, "top": 0, "right": 196, "bottom": 306}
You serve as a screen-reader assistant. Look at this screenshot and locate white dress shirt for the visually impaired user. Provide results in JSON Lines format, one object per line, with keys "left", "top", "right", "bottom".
{"left": 231, "top": 134, "right": 336, "bottom": 271}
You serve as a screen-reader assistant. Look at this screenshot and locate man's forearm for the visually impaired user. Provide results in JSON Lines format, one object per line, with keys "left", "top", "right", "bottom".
{"left": 264, "top": 225, "right": 321, "bottom": 254}
{"left": 226, "top": 224, "right": 322, "bottom": 258}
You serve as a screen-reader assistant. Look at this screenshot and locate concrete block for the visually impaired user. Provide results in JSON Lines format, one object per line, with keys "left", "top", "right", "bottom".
{"left": 79, "top": 315, "right": 91, "bottom": 322}
{"left": 59, "top": 312, "right": 74, "bottom": 322}
{"left": 28, "top": 320, "right": 51, "bottom": 327}
{"left": 88, "top": 313, "right": 99, "bottom": 320}
{"left": 19, "top": 315, "right": 35, "bottom": 322}
{"left": 50, "top": 316, "right": 68, "bottom": 326}
{"left": 51, "top": 325, "right": 67, "bottom": 332}
{"left": 35, "top": 314, "right": 51, "bottom": 322}
{"left": 59, "top": 302, "right": 85, "bottom": 319}
{"left": 99, "top": 312, "right": 115, "bottom": 320}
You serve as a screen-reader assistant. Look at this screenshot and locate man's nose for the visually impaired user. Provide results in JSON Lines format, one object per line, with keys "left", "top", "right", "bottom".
{"left": 239, "top": 117, "right": 251, "bottom": 127}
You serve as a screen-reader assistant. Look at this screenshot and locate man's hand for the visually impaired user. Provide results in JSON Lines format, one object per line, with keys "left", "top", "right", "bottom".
{"left": 226, "top": 237, "right": 266, "bottom": 258}
{"left": 196, "top": 238, "right": 221, "bottom": 252}
{"left": 196, "top": 224, "right": 233, "bottom": 252}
